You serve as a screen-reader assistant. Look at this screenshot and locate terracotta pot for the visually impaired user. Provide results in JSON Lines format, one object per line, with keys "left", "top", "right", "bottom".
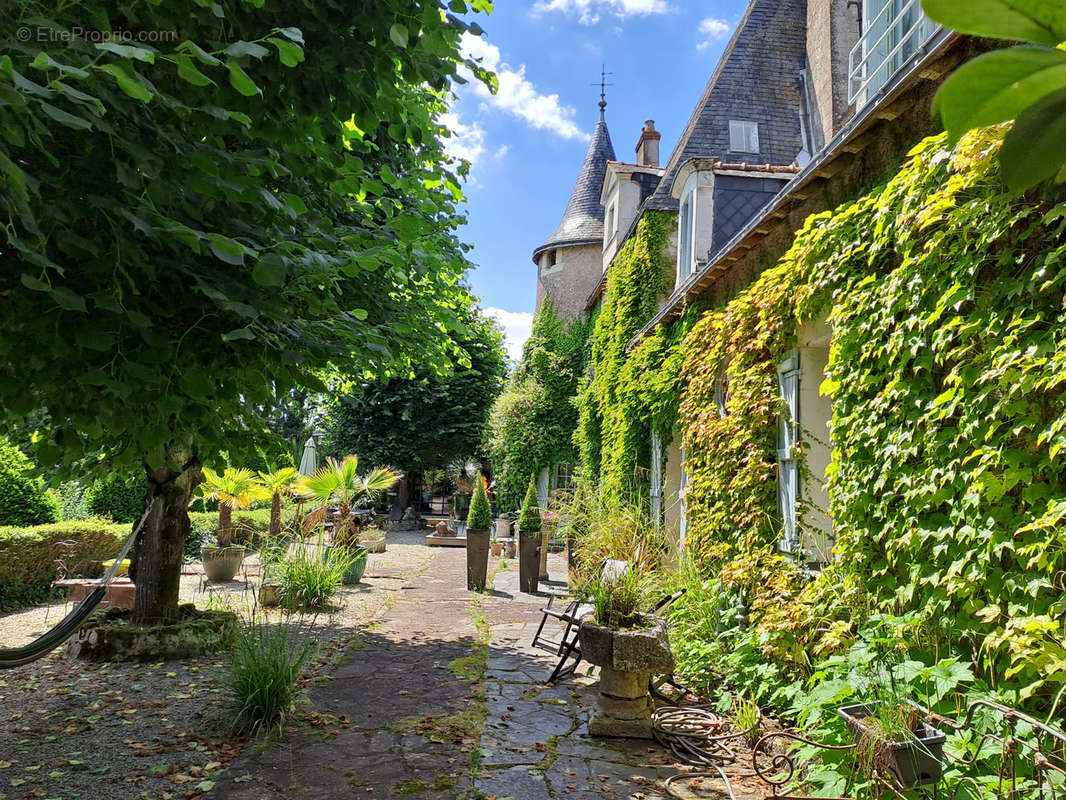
{"left": 201, "top": 546, "right": 246, "bottom": 582}
{"left": 490, "top": 541, "right": 504, "bottom": 557}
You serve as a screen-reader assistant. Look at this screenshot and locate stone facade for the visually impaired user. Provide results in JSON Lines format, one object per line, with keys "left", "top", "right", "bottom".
{"left": 535, "top": 242, "right": 604, "bottom": 322}
{"left": 805, "top": 0, "right": 861, "bottom": 149}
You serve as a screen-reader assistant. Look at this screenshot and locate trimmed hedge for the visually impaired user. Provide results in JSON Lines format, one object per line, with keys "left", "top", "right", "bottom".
{"left": 0, "top": 519, "right": 127, "bottom": 608}
{"left": 188, "top": 508, "right": 274, "bottom": 549}
{"left": 85, "top": 474, "right": 146, "bottom": 523}
{"left": 0, "top": 437, "right": 60, "bottom": 527}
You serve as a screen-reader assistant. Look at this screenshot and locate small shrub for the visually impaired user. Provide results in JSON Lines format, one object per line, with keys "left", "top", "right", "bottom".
{"left": 466, "top": 478, "right": 493, "bottom": 529}
{"left": 276, "top": 546, "right": 354, "bottom": 610}
{"left": 56, "top": 481, "right": 90, "bottom": 521}
{"left": 84, "top": 473, "right": 145, "bottom": 523}
{"left": 0, "top": 437, "right": 60, "bottom": 527}
{"left": 228, "top": 617, "right": 316, "bottom": 735}
{"left": 517, "top": 475, "right": 541, "bottom": 533}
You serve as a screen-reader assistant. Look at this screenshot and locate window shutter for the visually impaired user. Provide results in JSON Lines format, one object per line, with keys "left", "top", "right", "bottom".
{"left": 777, "top": 351, "right": 800, "bottom": 555}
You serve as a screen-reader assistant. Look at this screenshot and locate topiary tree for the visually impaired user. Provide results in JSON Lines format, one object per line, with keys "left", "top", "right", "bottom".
{"left": 84, "top": 474, "right": 145, "bottom": 524}
{"left": 0, "top": 1, "right": 494, "bottom": 622}
{"left": 0, "top": 437, "right": 59, "bottom": 527}
{"left": 467, "top": 477, "right": 493, "bottom": 531}
{"left": 517, "top": 475, "right": 541, "bottom": 533}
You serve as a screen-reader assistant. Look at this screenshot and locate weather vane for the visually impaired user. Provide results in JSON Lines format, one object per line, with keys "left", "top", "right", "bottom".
{"left": 591, "top": 65, "right": 613, "bottom": 119}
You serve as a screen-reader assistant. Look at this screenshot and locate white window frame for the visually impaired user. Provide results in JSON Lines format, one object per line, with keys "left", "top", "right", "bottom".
{"left": 552, "top": 462, "right": 575, "bottom": 493}
{"left": 729, "top": 120, "right": 760, "bottom": 154}
{"left": 777, "top": 350, "right": 801, "bottom": 555}
{"left": 677, "top": 191, "right": 695, "bottom": 283}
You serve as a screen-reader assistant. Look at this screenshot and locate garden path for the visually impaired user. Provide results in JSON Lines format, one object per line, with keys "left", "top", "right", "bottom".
{"left": 210, "top": 546, "right": 696, "bottom": 800}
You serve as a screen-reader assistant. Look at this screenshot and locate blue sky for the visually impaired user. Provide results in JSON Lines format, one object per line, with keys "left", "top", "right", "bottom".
{"left": 446, "top": 0, "right": 747, "bottom": 358}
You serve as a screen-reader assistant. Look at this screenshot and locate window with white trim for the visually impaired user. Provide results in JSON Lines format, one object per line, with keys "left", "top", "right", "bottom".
{"left": 552, "top": 462, "right": 575, "bottom": 493}
{"left": 729, "top": 120, "right": 760, "bottom": 154}
{"left": 777, "top": 350, "right": 800, "bottom": 555}
{"left": 677, "top": 192, "right": 694, "bottom": 283}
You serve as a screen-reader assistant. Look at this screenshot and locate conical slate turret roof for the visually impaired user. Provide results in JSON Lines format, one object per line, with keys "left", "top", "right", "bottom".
{"left": 532, "top": 113, "right": 615, "bottom": 261}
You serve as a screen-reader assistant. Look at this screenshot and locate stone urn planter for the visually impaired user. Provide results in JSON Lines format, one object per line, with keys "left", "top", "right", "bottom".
{"left": 466, "top": 528, "right": 491, "bottom": 591}
{"left": 361, "top": 531, "right": 387, "bottom": 553}
{"left": 579, "top": 614, "right": 675, "bottom": 738}
{"left": 201, "top": 545, "right": 246, "bottom": 582}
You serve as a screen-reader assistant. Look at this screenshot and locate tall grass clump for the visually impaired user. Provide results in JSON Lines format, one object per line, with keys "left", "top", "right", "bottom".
{"left": 276, "top": 544, "right": 354, "bottom": 610}
{"left": 228, "top": 616, "right": 316, "bottom": 735}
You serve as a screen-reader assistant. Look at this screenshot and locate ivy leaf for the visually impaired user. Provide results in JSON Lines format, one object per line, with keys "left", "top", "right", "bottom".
{"left": 222, "top": 327, "right": 255, "bottom": 342}
{"left": 267, "top": 37, "right": 304, "bottom": 67}
{"left": 225, "top": 41, "right": 270, "bottom": 60}
{"left": 95, "top": 42, "right": 157, "bottom": 62}
{"left": 99, "top": 63, "right": 152, "bottom": 102}
{"left": 174, "top": 54, "right": 214, "bottom": 87}
{"left": 38, "top": 102, "right": 93, "bottom": 130}
{"left": 207, "top": 233, "right": 246, "bottom": 265}
{"left": 390, "top": 24, "right": 410, "bottom": 48}
{"left": 922, "top": 0, "right": 1066, "bottom": 46}
{"left": 251, "top": 255, "right": 286, "bottom": 287}
{"left": 933, "top": 47, "right": 1066, "bottom": 142}
{"left": 276, "top": 27, "right": 304, "bottom": 44}
{"left": 999, "top": 86, "right": 1066, "bottom": 191}
{"left": 227, "top": 62, "right": 261, "bottom": 96}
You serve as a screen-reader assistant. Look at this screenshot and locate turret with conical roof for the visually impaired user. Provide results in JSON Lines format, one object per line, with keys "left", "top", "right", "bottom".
{"left": 532, "top": 102, "right": 616, "bottom": 321}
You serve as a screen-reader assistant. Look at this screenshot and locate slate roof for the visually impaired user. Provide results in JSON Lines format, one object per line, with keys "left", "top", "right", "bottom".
{"left": 644, "top": 0, "right": 808, "bottom": 211}
{"left": 532, "top": 115, "right": 616, "bottom": 261}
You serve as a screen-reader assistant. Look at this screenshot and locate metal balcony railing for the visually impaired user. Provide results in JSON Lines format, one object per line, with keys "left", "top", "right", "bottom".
{"left": 848, "top": 0, "right": 940, "bottom": 107}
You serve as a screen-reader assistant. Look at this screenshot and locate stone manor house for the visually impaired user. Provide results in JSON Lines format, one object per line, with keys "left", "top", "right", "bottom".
{"left": 531, "top": 0, "right": 970, "bottom": 565}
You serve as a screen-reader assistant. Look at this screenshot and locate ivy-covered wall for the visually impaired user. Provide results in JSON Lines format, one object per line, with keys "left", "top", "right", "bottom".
{"left": 485, "top": 302, "right": 593, "bottom": 513}
{"left": 576, "top": 211, "right": 681, "bottom": 502}
{"left": 668, "top": 129, "right": 1066, "bottom": 710}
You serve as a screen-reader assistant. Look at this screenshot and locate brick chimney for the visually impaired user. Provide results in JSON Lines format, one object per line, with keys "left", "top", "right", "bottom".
{"left": 635, "top": 120, "right": 661, "bottom": 167}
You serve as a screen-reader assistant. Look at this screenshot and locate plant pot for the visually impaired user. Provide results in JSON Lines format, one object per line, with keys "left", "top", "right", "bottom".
{"left": 466, "top": 528, "right": 491, "bottom": 591}
{"left": 201, "top": 545, "right": 246, "bottom": 582}
{"left": 502, "top": 537, "right": 516, "bottom": 558}
{"left": 838, "top": 703, "right": 946, "bottom": 788}
{"left": 490, "top": 541, "right": 504, "bottom": 557}
{"left": 518, "top": 530, "right": 541, "bottom": 594}
{"left": 342, "top": 546, "right": 369, "bottom": 585}
{"left": 362, "top": 532, "right": 387, "bottom": 553}
{"left": 259, "top": 582, "right": 282, "bottom": 607}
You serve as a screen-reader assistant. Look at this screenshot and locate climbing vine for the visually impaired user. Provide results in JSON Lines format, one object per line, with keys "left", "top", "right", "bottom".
{"left": 485, "top": 302, "right": 592, "bottom": 513}
{"left": 668, "top": 128, "right": 1066, "bottom": 713}
{"left": 576, "top": 211, "right": 678, "bottom": 502}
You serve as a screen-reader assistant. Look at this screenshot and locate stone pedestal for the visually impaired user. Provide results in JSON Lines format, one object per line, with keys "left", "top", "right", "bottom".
{"left": 579, "top": 615, "right": 674, "bottom": 739}
{"left": 538, "top": 529, "right": 550, "bottom": 581}
{"left": 589, "top": 666, "right": 654, "bottom": 738}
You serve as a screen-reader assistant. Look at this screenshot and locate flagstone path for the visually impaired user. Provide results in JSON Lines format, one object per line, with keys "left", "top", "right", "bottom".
{"left": 210, "top": 545, "right": 690, "bottom": 800}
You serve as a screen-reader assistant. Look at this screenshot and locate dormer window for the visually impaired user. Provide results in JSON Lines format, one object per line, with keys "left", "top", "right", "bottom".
{"left": 677, "top": 192, "right": 694, "bottom": 282}
{"left": 729, "top": 120, "right": 759, "bottom": 154}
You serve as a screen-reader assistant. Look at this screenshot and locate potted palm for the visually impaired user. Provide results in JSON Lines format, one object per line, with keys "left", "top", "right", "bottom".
{"left": 257, "top": 467, "right": 300, "bottom": 538}
{"left": 299, "top": 455, "right": 400, "bottom": 585}
{"left": 466, "top": 478, "right": 493, "bottom": 591}
{"left": 198, "top": 467, "right": 266, "bottom": 582}
{"left": 517, "top": 476, "right": 541, "bottom": 594}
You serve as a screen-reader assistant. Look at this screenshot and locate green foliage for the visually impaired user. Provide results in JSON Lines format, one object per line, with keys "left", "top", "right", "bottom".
{"left": 485, "top": 302, "right": 593, "bottom": 512}
{"left": 0, "top": 436, "right": 59, "bottom": 527}
{"left": 0, "top": 0, "right": 493, "bottom": 480}
{"left": 576, "top": 211, "right": 678, "bottom": 501}
{"left": 665, "top": 129, "right": 1066, "bottom": 727}
{"left": 274, "top": 545, "right": 355, "bottom": 610}
{"left": 467, "top": 477, "right": 493, "bottom": 530}
{"left": 0, "top": 519, "right": 126, "bottom": 608}
{"left": 84, "top": 473, "right": 145, "bottom": 523}
{"left": 323, "top": 307, "right": 506, "bottom": 474}
{"left": 228, "top": 616, "right": 316, "bottom": 736}
{"left": 517, "top": 476, "right": 541, "bottom": 532}
{"left": 927, "top": 0, "right": 1066, "bottom": 190}
{"left": 586, "top": 568, "right": 644, "bottom": 629}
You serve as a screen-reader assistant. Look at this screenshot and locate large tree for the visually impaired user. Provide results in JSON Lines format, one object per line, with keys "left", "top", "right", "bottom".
{"left": 323, "top": 306, "right": 506, "bottom": 503}
{"left": 0, "top": 0, "right": 494, "bottom": 621}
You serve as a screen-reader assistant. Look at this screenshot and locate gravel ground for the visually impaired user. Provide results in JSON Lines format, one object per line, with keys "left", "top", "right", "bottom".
{"left": 0, "top": 528, "right": 432, "bottom": 800}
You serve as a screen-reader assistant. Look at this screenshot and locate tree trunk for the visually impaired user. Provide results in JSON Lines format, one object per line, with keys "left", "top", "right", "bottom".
{"left": 218, "top": 502, "right": 233, "bottom": 548}
{"left": 270, "top": 493, "right": 281, "bottom": 537}
{"left": 131, "top": 457, "right": 201, "bottom": 624}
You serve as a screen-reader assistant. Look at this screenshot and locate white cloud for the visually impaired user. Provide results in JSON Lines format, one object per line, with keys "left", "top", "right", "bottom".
{"left": 485, "top": 307, "right": 534, "bottom": 362}
{"left": 460, "top": 33, "right": 589, "bottom": 142}
{"left": 534, "top": 0, "right": 669, "bottom": 25}
{"left": 439, "top": 111, "right": 488, "bottom": 164}
{"left": 697, "top": 17, "right": 732, "bottom": 49}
